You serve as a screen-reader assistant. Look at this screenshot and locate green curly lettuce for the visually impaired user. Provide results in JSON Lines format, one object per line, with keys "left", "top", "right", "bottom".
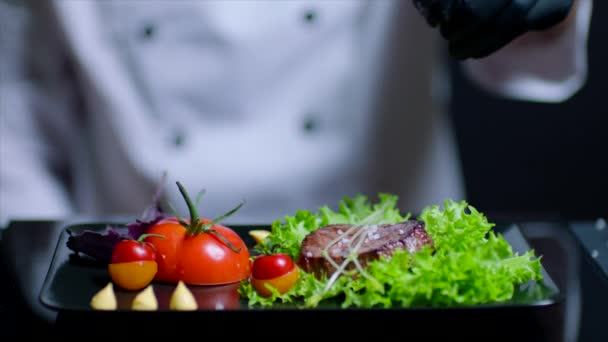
{"left": 241, "top": 195, "right": 543, "bottom": 308}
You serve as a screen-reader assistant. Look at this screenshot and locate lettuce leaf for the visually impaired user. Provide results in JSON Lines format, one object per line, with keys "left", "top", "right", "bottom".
{"left": 240, "top": 196, "right": 543, "bottom": 308}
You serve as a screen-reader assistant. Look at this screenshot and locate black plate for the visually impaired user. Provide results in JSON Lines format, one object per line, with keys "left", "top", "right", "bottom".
{"left": 39, "top": 222, "right": 566, "bottom": 340}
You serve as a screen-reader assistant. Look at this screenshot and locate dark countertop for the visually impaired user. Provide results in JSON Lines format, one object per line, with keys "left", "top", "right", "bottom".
{"left": 0, "top": 219, "right": 607, "bottom": 340}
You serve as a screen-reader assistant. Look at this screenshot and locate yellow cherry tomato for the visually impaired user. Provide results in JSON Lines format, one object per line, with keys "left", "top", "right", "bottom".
{"left": 250, "top": 266, "right": 299, "bottom": 297}
{"left": 108, "top": 260, "right": 158, "bottom": 291}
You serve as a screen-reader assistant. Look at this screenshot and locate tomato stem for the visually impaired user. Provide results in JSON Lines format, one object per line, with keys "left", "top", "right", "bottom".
{"left": 175, "top": 181, "right": 244, "bottom": 253}
{"left": 208, "top": 229, "right": 241, "bottom": 253}
{"left": 137, "top": 233, "right": 165, "bottom": 242}
{"left": 177, "top": 181, "right": 200, "bottom": 227}
{"left": 199, "top": 201, "right": 245, "bottom": 232}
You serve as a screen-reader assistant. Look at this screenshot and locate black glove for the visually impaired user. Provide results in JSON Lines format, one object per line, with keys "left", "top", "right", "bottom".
{"left": 413, "top": 0, "right": 574, "bottom": 60}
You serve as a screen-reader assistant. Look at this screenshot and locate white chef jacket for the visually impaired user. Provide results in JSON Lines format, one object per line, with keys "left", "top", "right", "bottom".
{"left": 0, "top": 0, "right": 593, "bottom": 228}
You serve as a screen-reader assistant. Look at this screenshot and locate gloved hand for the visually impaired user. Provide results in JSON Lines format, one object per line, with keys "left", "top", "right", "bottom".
{"left": 413, "top": 0, "right": 574, "bottom": 59}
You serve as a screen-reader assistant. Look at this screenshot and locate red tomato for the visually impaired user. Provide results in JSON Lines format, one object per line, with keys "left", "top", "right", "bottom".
{"left": 111, "top": 239, "right": 156, "bottom": 264}
{"left": 251, "top": 253, "right": 295, "bottom": 280}
{"left": 146, "top": 218, "right": 251, "bottom": 285}
{"left": 143, "top": 181, "right": 251, "bottom": 285}
{"left": 250, "top": 254, "right": 298, "bottom": 297}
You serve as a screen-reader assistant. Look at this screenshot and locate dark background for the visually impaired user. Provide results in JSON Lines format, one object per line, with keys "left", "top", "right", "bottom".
{"left": 450, "top": 1, "right": 607, "bottom": 222}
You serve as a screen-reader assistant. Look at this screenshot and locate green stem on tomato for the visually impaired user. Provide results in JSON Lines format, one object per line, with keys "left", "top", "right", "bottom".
{"left": 208, "top": 229, "right": 241, "bottom": 253}
{"left": 137, "top": 233, "right": 166, "bottom": 253}
{"left": 175, "top": 181, "right": 244, "bottom": 253}
{"left": 199, "top": 201, "right": 245, "bottom": 232}
{"left": 177, "top": 181, "right": 200, "bottom": 228}
{"left": 137, "top": 233, "right": 166, "bottom": 242}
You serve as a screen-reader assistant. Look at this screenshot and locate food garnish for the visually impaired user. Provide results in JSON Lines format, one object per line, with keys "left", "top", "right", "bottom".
{"left": 250, "top": 253, "right": 299, "bottom": 297}
{"left": 132, "top": 285, "right": 158, "bottom": 311}
{"left": 144, "top": 181, "right": 251, "bottom": 285}
{"left": 170, "top": 281, "right": 198, "bottom": 311}
{"left": 108, "top": 233, "right": 163, "bottom": 290}
{"left": 90, "top": 282, "right": 117, "bottom": 310}
{"left": 239, "top": 194, "right": 543, "bottom": 308}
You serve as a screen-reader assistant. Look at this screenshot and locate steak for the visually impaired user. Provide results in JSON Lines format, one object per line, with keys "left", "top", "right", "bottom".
{"left": 296, "top": 220, "right": 434, "bottom": 278}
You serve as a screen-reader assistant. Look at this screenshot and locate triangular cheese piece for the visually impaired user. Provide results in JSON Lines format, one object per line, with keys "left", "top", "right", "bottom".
{"left": 170, "top": 281, "right": 198, "bottom": 311}
{"left": 90, "top": 282, "right": 117, "bottom": 310}
{"left": 132, "top": 285, "right": 158, "bottom": 311}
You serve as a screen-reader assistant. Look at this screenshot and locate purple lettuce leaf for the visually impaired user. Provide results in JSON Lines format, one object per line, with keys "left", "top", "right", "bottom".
{"left": 66, "top": 226, "right": 129, "bottom": 263}
{"left": 66, "top": 173, "right": 169, "bottom": 262}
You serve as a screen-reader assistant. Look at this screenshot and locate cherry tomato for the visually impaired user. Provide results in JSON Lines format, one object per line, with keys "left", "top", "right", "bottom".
{"left": 144, "top": 181, "right": 251, "bottom": 285}
{"left": 108, "top": 234, "right": 163, "bottom": 290}
{"left": 250, "top": 254, "right": 299, "bottom": 297}
{"left": 251, "top": 253, "right": 295, "bottom": 280}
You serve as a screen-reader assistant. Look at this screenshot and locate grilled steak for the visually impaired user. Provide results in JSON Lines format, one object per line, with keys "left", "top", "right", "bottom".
{"left": 296, "top": 220, "right": 434, "bottom": 278}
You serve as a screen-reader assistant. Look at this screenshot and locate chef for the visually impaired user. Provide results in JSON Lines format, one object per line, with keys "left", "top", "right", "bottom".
{"left": 0, "top": 0, "right": 593, "bottom": 228}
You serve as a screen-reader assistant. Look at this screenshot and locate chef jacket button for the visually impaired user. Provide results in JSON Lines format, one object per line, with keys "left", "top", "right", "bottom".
{"left": 302, "top": 114, "right": 320, "bottom": 133}
{"left": 140, "top": 23, "right": 155, "bottom": 40}
{"left": 173, "top": 131, "right": 186, "bottom": 147}
{"left": 303, "top": 9, "right": 317, "bottom": 24}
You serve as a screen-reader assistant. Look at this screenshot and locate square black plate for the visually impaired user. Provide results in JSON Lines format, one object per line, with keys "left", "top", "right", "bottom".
{"left": 39, "top": 222, "right": 565, "bottom": 340}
